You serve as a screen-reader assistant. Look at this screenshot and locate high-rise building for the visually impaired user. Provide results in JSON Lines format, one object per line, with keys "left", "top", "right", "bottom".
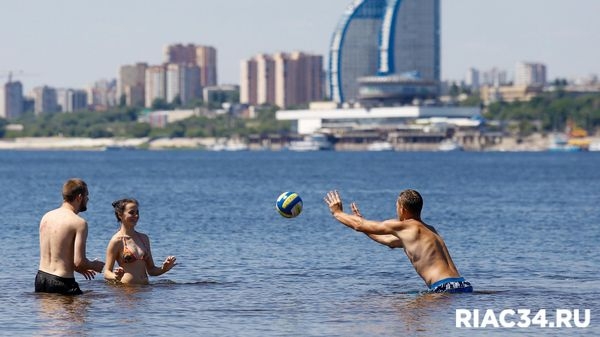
{"left": 515, "top": 62, "right": 547, "bottom": 86}
{"left": 87, "top": 79, "right": 117, "bottom": 110}
{"left": 240, "top": 58, "right": 258, "bottom": 106}
{"left": 145, "top": 65, "right": 167, "bottom": 108}
{"left": 240, "top": 52, "right": 323, "bottom": 109}
{"left": 329, "top": 0, "right": 440, "bottom": 103}
{"left": 166, "top": 63, "right": 201, "bottom": 105}
{"left": 57, "top": 89, "right": 88, "bottom": 112}
{"left": 33, "top": 86, "right": 59, "bottom": 115}
{"left": 164, "top": 43, "right": 218, "bottom": 87}
{"left": 481, "top": 68, "right": 509, "bottom": 87}
{"left": 196, "top": 46, "right": 218, "bottom": 87}
{"left": 0, "top": 80, "right": 23, "bottom": 119}
{"left": 119, "top": 63, "right": 148, "bottom": 107}
{"left": 465, "top": 68, "right": 480, "bottom": 90}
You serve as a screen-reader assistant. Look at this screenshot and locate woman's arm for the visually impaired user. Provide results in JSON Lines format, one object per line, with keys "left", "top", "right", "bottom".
{"left": 103, "top": 238, "right": 124, "bottom": 282}
{"left": 143, "top": 234, "right": 177, "bottom": 277}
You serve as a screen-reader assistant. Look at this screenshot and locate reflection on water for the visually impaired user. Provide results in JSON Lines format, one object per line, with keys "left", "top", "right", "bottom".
{"left": 36, "top": 293, "right": 91, "bottom": 335}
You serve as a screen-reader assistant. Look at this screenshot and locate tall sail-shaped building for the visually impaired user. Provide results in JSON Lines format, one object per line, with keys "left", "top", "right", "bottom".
{"left": 329, "top": 0, "right": 440, "bottom": 103}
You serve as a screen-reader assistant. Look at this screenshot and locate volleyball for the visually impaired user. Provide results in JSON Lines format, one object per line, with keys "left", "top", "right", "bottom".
{"left": 276, "top": 191, "right": 303, "bottom": 218}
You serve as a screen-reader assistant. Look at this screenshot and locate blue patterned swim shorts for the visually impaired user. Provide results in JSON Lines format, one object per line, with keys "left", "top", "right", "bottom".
{"left": 429, "top": 277, "right": 473, "bottom": 293}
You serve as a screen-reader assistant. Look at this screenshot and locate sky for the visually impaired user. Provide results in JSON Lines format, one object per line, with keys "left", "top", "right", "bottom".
{"left": 1, "top": 0, "right": 599, "bottom": 92}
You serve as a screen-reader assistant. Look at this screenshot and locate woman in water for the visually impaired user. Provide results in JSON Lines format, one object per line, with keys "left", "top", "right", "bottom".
{"left": 104, "top": 198, "right": 176, "bottom": 284}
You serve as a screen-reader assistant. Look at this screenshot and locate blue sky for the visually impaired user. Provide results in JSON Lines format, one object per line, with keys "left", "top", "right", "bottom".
{"left": 1, "top": 0, "right": 598, "bottom": 91}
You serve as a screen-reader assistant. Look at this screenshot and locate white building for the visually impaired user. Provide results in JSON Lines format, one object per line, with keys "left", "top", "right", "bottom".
{"left": 515, "top": 62, "right": 547, "bottom": 86}
{"left": 276, "top": 105, "right": 481, "bottom": 135}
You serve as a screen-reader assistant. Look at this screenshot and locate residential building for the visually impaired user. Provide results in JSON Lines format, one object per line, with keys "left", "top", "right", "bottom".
{"left": 145, "top": 65, "right": 167, "bottom": 108}
{"left": 0, "top": 80, "right": 23, "bottom": 119}
{"left": 164, "top": 43, "right": 218, "bottom": 87}
{"left": 119, "top": 63, "right": 147, "bottom": 107}
{"left": 33, "top": 86, "right": 59, "bottom": 115}
{"left": 57, "top": 89, "right": 88, "bottom": 112}
{"left": 166, "top": 63, "right": 201, "bottom": 105}
{"left": 515, "top": 62, "right": 547, "bottom": 86}
{"left": 240, "top": 52, "right": 323, "bottom": 108}
{"left": 87, "top": 79, "right": 117, "bottom": 110}
{"left": 465, "top": 68, "right": 480, "bottom": 90}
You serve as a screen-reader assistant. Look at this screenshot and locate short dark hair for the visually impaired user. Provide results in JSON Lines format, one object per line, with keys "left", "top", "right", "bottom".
{"left": 397, "top": 189, "right": 423, "bottom": 216}
{"left": 62, "top": 178, "right": 88, "bottom": 202}
{"left": 112, "top": 198, "right": 139, "bottom": 222}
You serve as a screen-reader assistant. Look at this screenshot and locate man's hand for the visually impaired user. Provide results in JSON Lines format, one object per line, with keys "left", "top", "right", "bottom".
{"left": 350, "top": 202, "right": 363, "bottom": 218}
{"left": 76, "top": 269, "right": 97, "bottom": 280}
{"left": 91, "top": 259, "right": 105, "bottom": 273}
{"left": 324, "top": 190, "right": 344, "bottom": 215}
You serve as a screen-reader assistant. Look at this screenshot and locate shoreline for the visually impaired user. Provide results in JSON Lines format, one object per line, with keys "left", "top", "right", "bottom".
{"left": 0, "top": 135, "right": 598, "bottom": 151}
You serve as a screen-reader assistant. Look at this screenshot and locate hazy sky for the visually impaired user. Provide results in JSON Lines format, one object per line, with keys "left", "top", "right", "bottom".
{"left": 1, "top": 0, "right": 598, "bottom": 91}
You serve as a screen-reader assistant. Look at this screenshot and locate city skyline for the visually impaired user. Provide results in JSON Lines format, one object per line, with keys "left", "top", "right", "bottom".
{"left": 1, "top": 0, "right": 599, "bottom": 92}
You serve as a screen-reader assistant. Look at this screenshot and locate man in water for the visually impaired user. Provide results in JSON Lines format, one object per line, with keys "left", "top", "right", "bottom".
{"left": 324, "top": 189, "right": 472, "bottom": 293}
{"left": 35, "top": 178, "right": 105, "bottom": 295}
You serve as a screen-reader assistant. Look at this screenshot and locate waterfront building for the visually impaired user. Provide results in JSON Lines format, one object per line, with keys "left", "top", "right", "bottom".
{"left": 118, "top": 63, "right": 148, "bottom": 107}
{"left": 32, "top": 86, "right": 59, "bottom": 115}
{"left": 515, "top": 62, "right": 547, "bottom": 86}
{"left": 240, "top": 52, "right": 323, "bottom": 108}
{"left": 0, "top": 80, "right": 23, "bottom": 119}
{"left": 329, "top": 0, "right": 440, "bottom": 104}
{"left": 277, "top": 104, "right": 479, "bottom": 135}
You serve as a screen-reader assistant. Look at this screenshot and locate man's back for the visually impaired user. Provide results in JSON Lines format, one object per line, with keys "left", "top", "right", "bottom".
{"left": 394, "top": 219, "right": 460, "bottom": 287}
{"left": 38, "top": 206, "right": 84, "bottom": 278}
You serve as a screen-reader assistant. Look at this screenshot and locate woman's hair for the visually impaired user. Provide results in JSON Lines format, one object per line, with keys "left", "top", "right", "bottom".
{"left": 62, "top": 178, "right": 87, "bottom": 202}
{"left": 111, "top": 198, "right": 139, "bottom": 222}
{"left": 397, "top": 189, "right": 423, "bottom": 216}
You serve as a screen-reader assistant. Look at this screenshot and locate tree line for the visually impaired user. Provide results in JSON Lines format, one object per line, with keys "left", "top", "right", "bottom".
{"left": 1, "top": 91, "right": 599, "bottom": 139}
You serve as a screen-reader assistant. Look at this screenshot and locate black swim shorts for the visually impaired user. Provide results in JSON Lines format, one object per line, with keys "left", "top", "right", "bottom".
{"left": 35, "top": 270, "right": 83, "bottom": 295}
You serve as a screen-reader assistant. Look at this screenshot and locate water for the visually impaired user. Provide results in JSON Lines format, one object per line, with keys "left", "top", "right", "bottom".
{"left": 0, "top": 150, "right": 598, "bottom": 336}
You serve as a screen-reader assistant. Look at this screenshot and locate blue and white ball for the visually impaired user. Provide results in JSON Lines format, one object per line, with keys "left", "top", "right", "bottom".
{"left": 276, "top": 191, "right": 303, "bottom": 218}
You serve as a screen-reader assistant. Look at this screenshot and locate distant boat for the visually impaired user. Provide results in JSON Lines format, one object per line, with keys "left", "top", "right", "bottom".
{"left": 438, "top": 139, "right": 463, "bottom": 152}
{"left": 210, "top": 140, "right": 249, "bottom": 151}
{"left": 104, "top": 145, "right": 137, "bottom": 151}
{"left": 548, "top": 134, "right": 581, "bottom": 152}
{"left": 367, "top": 141, "right": 393, "bottom": 151}
{"left": 288, "top": 134, "right": 334, "bottom": 151}
{"left": 589, "top": 142, "right": 600, "bottom": 152}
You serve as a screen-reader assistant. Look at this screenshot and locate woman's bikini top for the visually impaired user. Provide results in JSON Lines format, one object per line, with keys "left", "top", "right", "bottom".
{"left": 121, "top": 235, "right": 147, "bottom": 264}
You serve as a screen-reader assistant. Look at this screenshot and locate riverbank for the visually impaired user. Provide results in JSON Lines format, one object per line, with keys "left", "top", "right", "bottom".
{"left": 0, "top": 135, "right": 598, "bottom": 151}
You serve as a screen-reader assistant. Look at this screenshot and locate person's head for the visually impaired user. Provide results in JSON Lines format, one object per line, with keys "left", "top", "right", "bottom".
{"left": 396, "top": 189, "right": 423, "bottom": 220}
{"left": 112, "top": 198, "right": 139, "bottom": 224}
{"left": 62, "top": 178, "right": 89, "bottom": 213}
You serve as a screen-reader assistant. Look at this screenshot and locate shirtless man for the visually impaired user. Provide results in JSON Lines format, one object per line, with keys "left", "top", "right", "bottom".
{"left": 324, "top": 189, "right": 472, "bottom": 293}
{"left": 35, "top": 178, "right": 105, "bottom": 295}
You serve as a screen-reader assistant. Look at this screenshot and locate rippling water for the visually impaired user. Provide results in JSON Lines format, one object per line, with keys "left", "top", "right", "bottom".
{"left": 0, "top": 150, "right": 598, "bottom": 336}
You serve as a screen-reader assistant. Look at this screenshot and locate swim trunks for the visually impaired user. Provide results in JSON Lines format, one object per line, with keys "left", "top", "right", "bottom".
{"left": 429, "top": 277, "right": 473, "bottom": 293}
{"left": 35, "top": 270, "right": 83, "bottom": 295}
